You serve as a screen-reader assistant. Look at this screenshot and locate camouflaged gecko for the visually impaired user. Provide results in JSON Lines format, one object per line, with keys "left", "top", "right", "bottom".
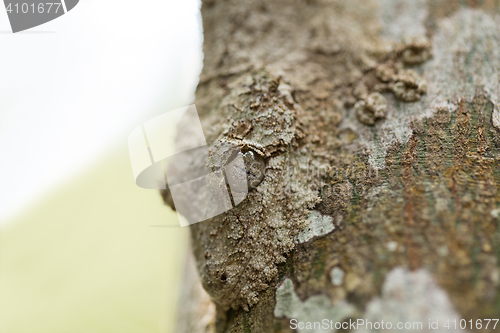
{"left": 162, "top": 72, "right": 322, "bottom": 310}
{"left": 192, "top": 74, "right": 323, "bottom": 311}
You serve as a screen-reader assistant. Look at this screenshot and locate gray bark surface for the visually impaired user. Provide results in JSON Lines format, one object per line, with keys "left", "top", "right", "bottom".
{"left": 168, "top": 1, "right": 500, "bottom": 332}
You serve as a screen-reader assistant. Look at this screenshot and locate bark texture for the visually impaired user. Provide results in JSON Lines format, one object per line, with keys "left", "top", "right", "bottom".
{"left": 169, "top": 0, "right": 500, "bottom": 332}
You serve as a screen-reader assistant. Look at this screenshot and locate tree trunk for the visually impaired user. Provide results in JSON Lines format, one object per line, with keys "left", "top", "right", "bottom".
{"left": 169, "top": 0, "right": 500, "bottom": 332}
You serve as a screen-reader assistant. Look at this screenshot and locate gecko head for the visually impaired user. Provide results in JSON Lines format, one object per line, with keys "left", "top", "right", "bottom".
{"left": 208, "top": 140, "right": 266, "bottom": 192}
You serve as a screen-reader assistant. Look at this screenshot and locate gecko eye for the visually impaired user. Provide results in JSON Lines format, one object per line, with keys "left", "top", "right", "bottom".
{"left": 241, "top": 150, "right": 265, "bottom": 190}
{"left": 209, "top": 141, "right": 266, "bottom": 192}
{"left": 221, "top": 148, "right": 266, "bottom": 194}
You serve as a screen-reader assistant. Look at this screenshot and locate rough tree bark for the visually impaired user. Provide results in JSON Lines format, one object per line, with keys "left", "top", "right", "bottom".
{"left": 166, "top": 0, "right": 500, "bottom": 332}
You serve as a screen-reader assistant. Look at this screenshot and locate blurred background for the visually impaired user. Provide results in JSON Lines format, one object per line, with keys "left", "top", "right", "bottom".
{"left": 0, "top": 0, "right": 202, "bottom": 332}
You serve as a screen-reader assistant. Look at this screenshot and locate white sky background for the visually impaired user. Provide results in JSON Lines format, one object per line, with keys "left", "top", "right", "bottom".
{"left": 0, "top": 0, "right": 203, "bottom": 223}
